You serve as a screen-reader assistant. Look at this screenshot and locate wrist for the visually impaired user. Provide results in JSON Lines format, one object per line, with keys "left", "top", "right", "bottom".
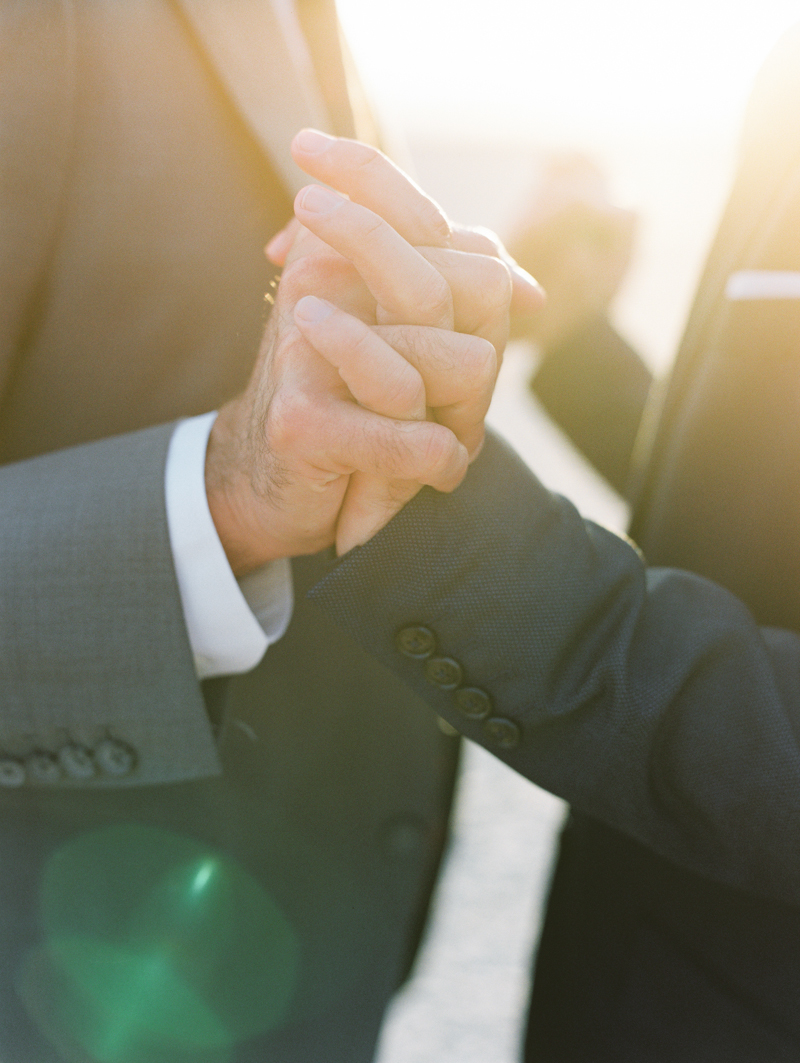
{"left": 205, "top": 401, "right": 337, "bottom": 574}
{"left": 205, "top": 405, "right": 282, "bottom": 576}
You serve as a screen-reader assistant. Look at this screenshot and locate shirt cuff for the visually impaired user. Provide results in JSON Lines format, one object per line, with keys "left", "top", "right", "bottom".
{"left": 165, "top": 413, "right": 293, "bottom": 679}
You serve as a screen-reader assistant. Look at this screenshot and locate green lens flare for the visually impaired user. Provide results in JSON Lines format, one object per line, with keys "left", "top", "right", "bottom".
{"left": 16, "top": 824, "right": 300, "bottom": 1063}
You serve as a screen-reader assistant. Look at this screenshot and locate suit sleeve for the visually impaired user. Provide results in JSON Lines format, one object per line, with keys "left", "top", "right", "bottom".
{"left": 309, "top": 431, "right": 800, "bottom": 906}
{"left": 0, "top": 428, "right": 222, "bottom": 785}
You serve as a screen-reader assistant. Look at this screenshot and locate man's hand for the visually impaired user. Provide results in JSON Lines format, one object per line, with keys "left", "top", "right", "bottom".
{"left": 293, "top": 299, "right": 497, "bottom": 553}
{"left": 205, "top": 249, "right": 472, "bottom": 575}
{"left": 206, "top": 134, "right": 543, "bottom": 571}
{"left": 286, "top": 129, "right": 544, "bottom": 359}
{"left": 286, "top": 131, "right": 543, "bottom": 552}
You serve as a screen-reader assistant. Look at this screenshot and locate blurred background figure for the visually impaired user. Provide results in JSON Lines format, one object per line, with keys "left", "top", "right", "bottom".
{"left": 507, "top": 152, "right": 637, "bottom": 352}
{"left": 506, "top": 153, "right": 650, "bottom": 495}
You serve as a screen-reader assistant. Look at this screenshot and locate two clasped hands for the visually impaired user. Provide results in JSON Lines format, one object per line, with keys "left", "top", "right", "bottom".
{"left": 205, "top": 129, "right": 544, "bottom": 574}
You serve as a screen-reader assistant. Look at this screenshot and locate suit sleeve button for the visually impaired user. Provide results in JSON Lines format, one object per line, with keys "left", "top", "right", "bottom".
{"left": 95, "top": 739, "right": 137, "bottom": 777}
{"left": 483, "top": 717, "right": 522, "bottom": 749}
{"left": 454, "top": 687, "right": 492, "bottom": 720}
{"left": 424, "top": 656, "right": 463, "bottom": 690}
{"left": 26, "top": 753, "right": 62, "bottom": 784}
{"left": 0, "top": 758, "right": 26, "bottom": 787}
{"left": 396, "top": 625, "right": 437, "bottom": 659}
{"left": 58, "top": 744, "right": 97, "bottom": 780}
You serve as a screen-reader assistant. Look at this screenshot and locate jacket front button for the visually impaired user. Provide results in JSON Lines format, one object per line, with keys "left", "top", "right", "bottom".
{"left": 454, "top": 687, "right": 492, "bottom": 719}
{"left": 395, "top": 625, "right": 437, "bottom": 659}
{"left": 483, "top": 717, "right": 522, "bottom": 750}
{"left": 95, "top": 739, "right": 137, "bottom": 777}
{"left": 424, "top": 656, "right": 463, "bottom": 690}
{"left": 58, "top": 744, "right": 97, "bottom": 780}
{"left": 0, "top": 758, "right": 26, "bottom": 788}
{"left": 26, "top": 753, "right": 62, "bottom": 784}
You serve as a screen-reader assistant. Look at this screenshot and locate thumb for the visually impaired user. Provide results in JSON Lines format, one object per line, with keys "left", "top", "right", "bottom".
{"left": 335, "top": 474, "right": 422, "bottom": 555}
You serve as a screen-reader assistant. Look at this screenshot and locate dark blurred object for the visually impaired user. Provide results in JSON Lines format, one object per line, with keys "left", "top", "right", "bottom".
{"left": 507, "top": 153, "right": 637, "bottom": 349}
{"left": 506, "top": 155, "right": 652, "bottom": 495}
{"left": 532, "top": 313, "right": 651, "bottom": 495}
{"left": 527, "top": 22, "right": 800, "bottom": 1063}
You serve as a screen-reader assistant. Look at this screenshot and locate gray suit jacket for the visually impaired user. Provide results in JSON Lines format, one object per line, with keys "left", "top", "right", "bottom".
{"left": 0, "top": 4, "right": 457, "bottom": 1060}
{"left": 0, "top": 0, "right": 330, "bottom": 784}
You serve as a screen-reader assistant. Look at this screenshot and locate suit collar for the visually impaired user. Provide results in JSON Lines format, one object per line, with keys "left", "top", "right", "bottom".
{"left": 173, "top": 0, "right": 333, "bottom": 194}
{"left": 629, "top": 26, "right": 800, "bottom": 510}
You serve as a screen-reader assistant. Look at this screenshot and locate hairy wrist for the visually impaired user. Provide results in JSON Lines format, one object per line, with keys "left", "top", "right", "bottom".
{"left": 205, "top": 399, "right": 337, "bottom": 575}
{"left": 205, "top": 404, "right": 282, "bottom": 575}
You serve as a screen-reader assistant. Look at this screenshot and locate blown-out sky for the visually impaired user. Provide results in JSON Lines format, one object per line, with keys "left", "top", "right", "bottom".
{"left": 337, "top": 0, "right": 799, "bottom": 144}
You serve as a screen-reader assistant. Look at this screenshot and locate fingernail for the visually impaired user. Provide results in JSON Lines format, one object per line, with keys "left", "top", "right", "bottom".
{"left": 294, "top": 295, "right": 334, "bottom": 324}
{"left": 296, "top": 185, "right": 343, "bottom": 215}
{"left": 294, "top": 128, "right": 335, "bottom": 154}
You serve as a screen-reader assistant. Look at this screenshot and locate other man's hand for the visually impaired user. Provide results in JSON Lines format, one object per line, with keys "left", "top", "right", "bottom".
{"left": 287, "top": 131, "right": 543, "bottom": 551}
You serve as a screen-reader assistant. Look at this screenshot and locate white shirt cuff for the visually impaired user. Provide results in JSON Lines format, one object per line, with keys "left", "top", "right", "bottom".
{"left": 165, "top": 413, "right": 293, "bottom": 679}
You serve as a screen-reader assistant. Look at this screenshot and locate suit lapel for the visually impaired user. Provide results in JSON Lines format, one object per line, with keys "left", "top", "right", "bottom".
{"left": 173, "top": 0, "right": 333, "bottom": 194}
{"left": 629, "top": 25, "right": 800, "bottom": 523}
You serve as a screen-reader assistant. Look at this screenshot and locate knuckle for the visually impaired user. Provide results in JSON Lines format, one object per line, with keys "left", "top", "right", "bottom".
{"left": 345, "top": 144, "right": 450, "bottom": 244}
{"left": 349, "top": 323, "right": 376, "bottom": 362}
{"left": 265, "top": 387, "right": 306, "bottom": 452}
{"left": 385, "top": 368, "right": 425, "bottom": 417}
{"left": 279, "top": 252, "right": 344, "bottom": 303}
{"left": 417, "top": 274, "right": 453, "bottom": 327}
{"left": 358, "top": 210, "right": 387, "bottom": 243}
{"left": 414, "top": 326, "right": 456, "bottom": 373}
{"left": 346, "top": 330, "right": 423, "bottom": 418}
{"left": 380, "top": 325, "right": 470, "bottom": 382}
{"left": 416, "top": 421, "right": 458, "bottom": 477}
{"left": 369, "top": 419, "right": 407, "bottom": 476}
{"left": 454, "top": 224, "right": 502, "bottom": 256}
{"left": 373, "top": 418, "right": 461, "bottom": 487}
{"left": 268, "top": 387, "right": 336, "bottom": 467}
{"left": 348, "top": 140, "right": 387, "bottom": 177}
{"left": 416, "top": 194, "right": 452, "bottom": 244}
{"left": 279, "top": 256, "right": 321, "bottom": 302}
{"left": 480, "top": 254, "right": 513, "bottom": 308}
{"left": 472, "top": 225, "right": 504, "bottom": 253}
{"left": 460, "top": 334, "right": 497, "bottom": 388}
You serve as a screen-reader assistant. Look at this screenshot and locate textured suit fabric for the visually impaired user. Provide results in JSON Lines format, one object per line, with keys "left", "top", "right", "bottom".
{"left": 309, "top": 23, "right": 800, "bottom": 1061}
{"left": 0, "top": 2, "right": 458, "bottom": 1059}
{"left": 310, "top": 413, "right": 800, "bottom": 1059}
{"left": 311, "top": 432, "right": 800, "bottom": 901}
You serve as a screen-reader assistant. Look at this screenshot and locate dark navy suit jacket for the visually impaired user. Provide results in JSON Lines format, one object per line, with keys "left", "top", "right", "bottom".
{"left": 311, "top": 24, "right": 800, "bottom": 1061}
